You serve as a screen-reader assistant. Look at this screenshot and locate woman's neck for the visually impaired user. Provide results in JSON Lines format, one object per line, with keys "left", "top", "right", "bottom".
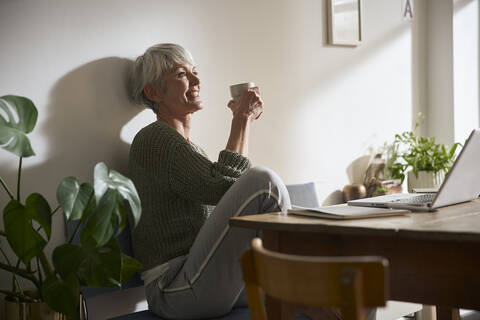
{"left": 156, "top": 113, "right": 192, "bottom": 141}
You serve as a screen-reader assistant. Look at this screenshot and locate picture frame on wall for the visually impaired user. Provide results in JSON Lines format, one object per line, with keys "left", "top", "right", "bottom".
{"left": 327, "top": 0, "right": 363, "bottom": 46}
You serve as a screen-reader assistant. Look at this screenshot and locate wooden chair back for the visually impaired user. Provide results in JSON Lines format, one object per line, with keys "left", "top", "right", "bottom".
{"left": 241, "top": 238, "right": 389, "bottom": 320}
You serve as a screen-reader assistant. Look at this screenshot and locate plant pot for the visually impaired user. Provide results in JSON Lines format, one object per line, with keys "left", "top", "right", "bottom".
{"left": 5, "top": 292, "right": 86, "bottom": 320}
{"left": 407, "top": 170, "right": 445, "bottom": 193}
{"left": 5, "top": 298, "right": 66, "bottom": 320}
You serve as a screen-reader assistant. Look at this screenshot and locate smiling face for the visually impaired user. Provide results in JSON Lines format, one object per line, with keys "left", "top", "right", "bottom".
{"left": 150, "top": 63, "right": 203, "bottom": 118}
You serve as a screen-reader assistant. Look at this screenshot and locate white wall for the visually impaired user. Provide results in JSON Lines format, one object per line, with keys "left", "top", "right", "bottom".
{"left": 426, "top": 0, "right": 455, "bottom": 145}
{"left": 412, "top": 0, "right": 429, "bottom": 137}
{"left": 425, "top": 0, "right": 480, "bottom": 145}
{"left": 0, "top": 0, "right": 420, "bottom": 317}
{"left": 453, "top": 0, "right": 479, "bottom": 142}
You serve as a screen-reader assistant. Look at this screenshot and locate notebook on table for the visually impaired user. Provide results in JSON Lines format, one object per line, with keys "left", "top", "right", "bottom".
{"left": 348, "top": 129, "right": 480, "bottom": 212}
{"left": 288, "top": 204, "right": 410, "bottom": 220}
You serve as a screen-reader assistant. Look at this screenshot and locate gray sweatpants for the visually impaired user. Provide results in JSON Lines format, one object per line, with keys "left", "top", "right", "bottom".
{"left": 145, "top": 166, "right": 291, "bottom": 319}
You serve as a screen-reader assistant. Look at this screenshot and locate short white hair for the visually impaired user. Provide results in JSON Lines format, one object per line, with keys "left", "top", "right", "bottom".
{"left": 129, "top": 43, "right": 195, "bottom": 110}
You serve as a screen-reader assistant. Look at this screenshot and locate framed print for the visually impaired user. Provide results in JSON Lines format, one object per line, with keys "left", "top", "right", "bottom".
{"left": 327, "top": 0, "right": 363, "bottom": 46}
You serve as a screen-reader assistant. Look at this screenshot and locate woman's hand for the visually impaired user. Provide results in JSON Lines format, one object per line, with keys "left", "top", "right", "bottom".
{"left": 225, "top": 87, "right": 262, "bottom": 156}
{"left": 227, "top": 87, "right": 263, "bottom": 121}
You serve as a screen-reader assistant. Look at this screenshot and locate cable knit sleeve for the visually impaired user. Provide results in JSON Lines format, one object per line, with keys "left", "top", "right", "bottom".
{"left": 168, "top": 142, "right": 251, "bottom": 205}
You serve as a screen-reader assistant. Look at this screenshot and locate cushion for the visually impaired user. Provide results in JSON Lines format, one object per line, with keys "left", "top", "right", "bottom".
{"left": 286, "top": 182, "right": 320, "bottom": 208}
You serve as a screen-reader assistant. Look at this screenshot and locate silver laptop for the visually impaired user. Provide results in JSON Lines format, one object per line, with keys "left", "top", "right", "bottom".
{"left": 348, "top": 129, "right": 480, "bottom": 211}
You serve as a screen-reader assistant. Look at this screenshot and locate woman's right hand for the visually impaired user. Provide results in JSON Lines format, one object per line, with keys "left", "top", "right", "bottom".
{"left": 227, "top": 87, "right": 263, "bottom": 121}
{"left": 225, "top": 88, "right": 262, "bottom": 156}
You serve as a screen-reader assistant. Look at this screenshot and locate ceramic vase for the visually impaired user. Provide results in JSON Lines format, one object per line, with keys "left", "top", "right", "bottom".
{"left": 407, "top": 170, "right": 445, "bottom": 193}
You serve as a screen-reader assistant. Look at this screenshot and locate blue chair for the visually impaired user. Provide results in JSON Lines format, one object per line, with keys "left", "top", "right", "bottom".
{"left": 66, "top": 183, "right": 320, "bottom": 320}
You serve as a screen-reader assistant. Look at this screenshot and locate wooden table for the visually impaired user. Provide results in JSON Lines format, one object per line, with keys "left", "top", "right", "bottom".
{"left": 230, "top": 199, "right": 480, "bottom": 320}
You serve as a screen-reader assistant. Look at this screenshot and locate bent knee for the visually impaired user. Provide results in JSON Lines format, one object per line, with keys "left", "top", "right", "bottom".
{"left": 242, "top": 166, "right": 290, "bottom": 209}
{"left": 244, "top": 166, "right": 283, "bottom": 186}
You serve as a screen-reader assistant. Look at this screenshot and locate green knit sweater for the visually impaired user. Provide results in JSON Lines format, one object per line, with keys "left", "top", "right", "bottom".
{"left": 128, "top": 121, "right": 251, "bottom": 271}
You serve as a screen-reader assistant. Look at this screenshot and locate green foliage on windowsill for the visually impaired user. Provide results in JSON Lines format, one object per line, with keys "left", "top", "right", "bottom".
{"left": 385, "top": 114, "right": 461, "bottom": 184}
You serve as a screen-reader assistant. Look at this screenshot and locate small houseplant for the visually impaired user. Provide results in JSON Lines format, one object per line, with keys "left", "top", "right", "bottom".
{"left": 385, "top": 114, "right": 461, "bottom": 192}
{"left": 0, "top": 95, "right": 142, "bottom": 319}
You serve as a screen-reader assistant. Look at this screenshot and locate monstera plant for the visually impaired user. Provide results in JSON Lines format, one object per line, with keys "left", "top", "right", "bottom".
{"left": 0, "top": 95, "right": 142, "bottom": 319}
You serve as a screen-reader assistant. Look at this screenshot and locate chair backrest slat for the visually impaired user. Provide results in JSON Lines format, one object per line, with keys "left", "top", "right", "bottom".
{"left": 241, "top": 238, "right": 389, "bottom": 320}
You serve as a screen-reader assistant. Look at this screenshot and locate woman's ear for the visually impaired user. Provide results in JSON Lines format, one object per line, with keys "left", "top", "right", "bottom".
{"left": 143, "top": 84, "right": 163, "bottom": 103}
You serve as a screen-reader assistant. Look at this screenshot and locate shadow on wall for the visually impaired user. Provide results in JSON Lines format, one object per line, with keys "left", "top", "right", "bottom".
{"left": 43, "top": 57, "right": 142, "bottom": 177}
{"left": 2, "top": 57, "right": 143, "bottom": 202}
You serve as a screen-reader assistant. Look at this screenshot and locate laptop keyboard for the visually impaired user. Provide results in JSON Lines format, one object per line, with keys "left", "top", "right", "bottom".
{"left": 390, "top": 193, "right": 436, "bottom": 204}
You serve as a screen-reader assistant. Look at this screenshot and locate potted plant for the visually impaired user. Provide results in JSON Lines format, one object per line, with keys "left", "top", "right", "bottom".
{"left": 385, "top": 114, "right": 461, "bottom": 192}
{"left": 0, "top": 95, "right": 142, "bottom": 320}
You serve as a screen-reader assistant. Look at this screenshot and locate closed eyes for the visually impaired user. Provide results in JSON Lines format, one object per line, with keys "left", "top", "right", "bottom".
{"left": 176, "top": 70, "right": 198, "bottom": 78}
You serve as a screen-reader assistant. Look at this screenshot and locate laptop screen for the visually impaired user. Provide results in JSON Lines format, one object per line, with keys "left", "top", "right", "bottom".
{"left": 433, "top": 129, "right": 480, "bottom": 208}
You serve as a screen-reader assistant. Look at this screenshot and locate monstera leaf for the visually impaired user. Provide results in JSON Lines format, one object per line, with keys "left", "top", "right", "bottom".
{"left": 57, "top": 177, "right": 95, "bottom": 222}
{"left": 52, "top": 239, "right": 132, "bottom": 287}
{"left": 42, "top": 273, "right": 80, "bottom": 320}
{"left": 120, "top": 253, "right": 142, "bottom": 283}
{"left": 25, "top": 193, "right": 53, "bottom": 239}
{"left": 3, "top": 200, "right": 47, "bottom": 264}
{"left": 80, "top": 189, "right": 118, "bottom": 247}
{"left": 93, "top": 162, "right": 141, "bottom": 228}
{"left": 0, "top": 95, "right": 37, "bottom": 157}
{"left": 70, "top": 163, "right": 141, "bottom": 247}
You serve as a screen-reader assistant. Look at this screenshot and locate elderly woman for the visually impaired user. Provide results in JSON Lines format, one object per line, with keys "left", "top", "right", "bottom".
{"left": 128, "top": 43, "right": 291, "bottom": 319}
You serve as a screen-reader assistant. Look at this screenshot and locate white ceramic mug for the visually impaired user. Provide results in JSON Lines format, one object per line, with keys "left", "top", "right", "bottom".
{"left": 229, "top": 82, "right": 256, "bottom": 102}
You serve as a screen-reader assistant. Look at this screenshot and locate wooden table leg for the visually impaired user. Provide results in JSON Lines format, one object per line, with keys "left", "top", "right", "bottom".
{"left": 436, "top": 306, "right": 460, "bottom": 320}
